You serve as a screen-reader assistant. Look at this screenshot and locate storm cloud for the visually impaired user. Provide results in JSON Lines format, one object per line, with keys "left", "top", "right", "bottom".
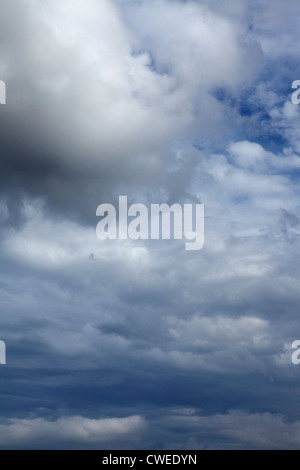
{"left": 0, "top": 0, "right": 300, "bottom": 449}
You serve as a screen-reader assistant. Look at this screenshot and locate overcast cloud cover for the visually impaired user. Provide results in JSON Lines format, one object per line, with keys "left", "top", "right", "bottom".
{"left": 0, "top": 0, "right": 300, "bottom": 449}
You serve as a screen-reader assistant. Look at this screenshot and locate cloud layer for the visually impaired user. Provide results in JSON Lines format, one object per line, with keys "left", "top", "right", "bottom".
{"left": 0, "top": 0, "right": 300, "bottom": 449}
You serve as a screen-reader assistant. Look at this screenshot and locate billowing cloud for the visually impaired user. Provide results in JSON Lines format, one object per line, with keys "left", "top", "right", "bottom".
{"left": 0, "top": 415, "right": 146, "bottom": 449}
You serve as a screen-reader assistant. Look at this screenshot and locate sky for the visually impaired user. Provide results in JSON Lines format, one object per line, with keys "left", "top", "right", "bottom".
{"left": 0, "top": 0, "right": 300, "bottom": 450}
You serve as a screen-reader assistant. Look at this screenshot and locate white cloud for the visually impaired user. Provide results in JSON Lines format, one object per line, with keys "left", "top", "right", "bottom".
{"left": 2, "top": 199, "right": 97, "bottom": 269}
{"left": 161, "top": 409, "right": 300, "bottom": 449}
{"left": 0, "top": 415, "right": 147, "bottom": 449}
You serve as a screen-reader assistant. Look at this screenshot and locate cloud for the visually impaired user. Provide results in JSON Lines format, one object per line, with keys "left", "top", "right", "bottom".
{"left": 0, "top": 0, "right": 265, "bottom": 222}
{"left": 155, "top": 409, "right": 300, "bottom": 450}
{"left": 2, "top": 409, "right": 300, "bottom": 450}
{"left": 1, "top": 0, "right": 300, "bottom": 450}
{"left": 0, "top": 415, "right": 147, "bottom": 449}
{"left": 0, "top": 0, "right": 183, "bottom": 220}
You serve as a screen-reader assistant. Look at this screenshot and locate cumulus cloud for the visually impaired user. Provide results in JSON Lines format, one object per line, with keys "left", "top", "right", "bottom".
{"left": 0, "top": 415, "right": 146, "bottom": 449}
{"left": 2, "top": 410, "right": 300, "bottom": 450}
{"left": 0, "top": 0, "right": 265, "bottom": 221}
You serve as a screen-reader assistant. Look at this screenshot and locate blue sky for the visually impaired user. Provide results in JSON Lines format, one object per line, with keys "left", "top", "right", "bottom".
{"left": 0, "top": 0, "right": 300, "bottom": 449}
